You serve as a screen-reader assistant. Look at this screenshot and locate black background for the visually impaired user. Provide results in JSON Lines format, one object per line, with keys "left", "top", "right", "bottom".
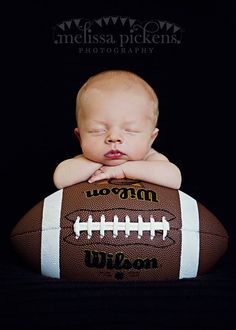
{"left": 1, "top": 1, "right": 235, "bottom": 329}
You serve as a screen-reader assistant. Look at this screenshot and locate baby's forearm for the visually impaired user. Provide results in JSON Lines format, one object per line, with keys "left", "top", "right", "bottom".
{"left": 121, "top": 160, "right": 182, "bottom": 189}
{"left": 53, "top": 156, "right": 102, "bottom": 189}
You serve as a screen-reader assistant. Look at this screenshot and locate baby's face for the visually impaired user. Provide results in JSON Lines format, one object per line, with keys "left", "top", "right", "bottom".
{"left": 77, "top": 87, "right": 158, "bottom": 166}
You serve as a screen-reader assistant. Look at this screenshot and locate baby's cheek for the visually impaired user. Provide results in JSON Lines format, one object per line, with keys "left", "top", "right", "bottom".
{"left": 81, "top": 143, "right": 94, "bottom": 158}
{"left": 129, "top": 145, "right": 149, "bottom": 160}
{"left": 81, "top": 139, "right": 94, "bottom": 153}
{"left": 133, "top": 138, "right": 151, "bottom": 160}
{"left": 82, "top": 143, "right": 103, "bottom": 163}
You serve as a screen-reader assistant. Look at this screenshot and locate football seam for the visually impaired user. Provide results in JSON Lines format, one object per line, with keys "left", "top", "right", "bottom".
{"left": 63, "top": 239, "right": 176, "bottom": 249}
{"left": 65, "top": 207, "right": 176, "bottom": 221}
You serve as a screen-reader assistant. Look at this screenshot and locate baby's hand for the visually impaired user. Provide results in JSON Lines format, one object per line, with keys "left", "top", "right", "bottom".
{"left": 88, "top": 165, "right": 125, "bottom": 183}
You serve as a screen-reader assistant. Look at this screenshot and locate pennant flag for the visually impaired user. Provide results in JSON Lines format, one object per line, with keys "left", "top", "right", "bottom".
{"left": 95, "top": 18, "right": 102, "bottom": 27}
{"left": 166, "top": 22, "right": 172, "bottom": 31}
{"left": 58, "top": 22, "right": 65, "bottom": 31}
{"left": 173, "top": 25, "right": 181, "bottom": 33}
{"left": 129, "top": 18, "right": 136, "bottom": 27}
{"left": 65, "top": 20, "right": 72, "bottom": 29}
{"left": 74, "top": 19, "right": 81, "bottom": 27}
{"left": 120, "top": 17, "right": 127, "bottom": 25}
{"left": 111, "top": 16, "right": 118, "bottom": 24}
{"left": 159, "top": 21, "right": 166, "bottom": 29}
{"left": 103, "top": 17, "right": 110, "bottom": 25}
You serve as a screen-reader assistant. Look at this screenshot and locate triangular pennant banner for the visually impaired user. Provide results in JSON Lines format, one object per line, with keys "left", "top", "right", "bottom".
{"left": 58, "top": 23, "right": 65, "bottom": 31}
{"left": 103, "top": 17, "right": 110, "bottom": 25}
{"left": 166, "top": 22, "right": 172, "bottom": 31}
{"left": 65, "top": 20, "right": 72, "bottom": 29}
{"left": 129, "top": 19, "right": 136, "bottom": 27}
{"left": 74, "top": 19, "right": 81, "bottom": 27}
{"left": 111, "top": 16, "right": 118, "bottom": 24}
{"left": 95, "top": 19, "right": 102, "bottom": 27}
{"left": 159, "top": 21, "right": 166, "bottom": 29}
{"left": 173, "top": 25, "right": 181, "bottom": 33}
{"left": 120, "top": 17, "right": 127, "bottom": 25}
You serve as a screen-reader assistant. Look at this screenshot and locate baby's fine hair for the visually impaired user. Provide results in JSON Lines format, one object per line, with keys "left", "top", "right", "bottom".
{"left": 76, "top": 70, "right": 159, "bottom": 126}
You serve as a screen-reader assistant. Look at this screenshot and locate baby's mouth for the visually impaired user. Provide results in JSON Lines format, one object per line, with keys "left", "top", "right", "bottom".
{"left": 104, "top": 150, "right": 126, "bottom": 159}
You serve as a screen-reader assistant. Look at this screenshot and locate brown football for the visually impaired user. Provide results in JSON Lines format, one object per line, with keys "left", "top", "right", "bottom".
{"left": 10, "top": 179, "right": 228, "bottom": 281}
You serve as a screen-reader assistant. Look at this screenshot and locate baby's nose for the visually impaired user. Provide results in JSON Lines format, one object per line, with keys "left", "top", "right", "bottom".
{"left": 105, "top": 130, "right": 123, "bottom": 144}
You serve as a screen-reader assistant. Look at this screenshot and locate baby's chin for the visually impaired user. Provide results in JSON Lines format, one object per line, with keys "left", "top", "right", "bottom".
{"left": 102, "top": 158, "right": 128, "bottom": 166}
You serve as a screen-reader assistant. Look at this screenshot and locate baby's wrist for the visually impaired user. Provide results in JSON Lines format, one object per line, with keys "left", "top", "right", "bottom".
{"left": 83, "top": 156, "right": 102, "bottom": 167}
{"left": 120, "top": 162, "right": 128, "bottom": 177}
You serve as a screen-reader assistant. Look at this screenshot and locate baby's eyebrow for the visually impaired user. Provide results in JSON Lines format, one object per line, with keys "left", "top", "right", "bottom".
{"left": 91, "top": 120, "right": 107, "bottom": 125}
{"left": 123, "top": 121, "right": 139, "bottom": 125}
{"left": 88, "top": 119, "right": 140, "bottom": 126}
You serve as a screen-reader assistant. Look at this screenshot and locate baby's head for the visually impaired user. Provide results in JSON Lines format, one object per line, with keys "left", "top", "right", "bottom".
{"left": 74, "top": 70, "right": 160, "bottom": 165}
{"left": 76, "top": 70, "right": 159, "bottom": 128}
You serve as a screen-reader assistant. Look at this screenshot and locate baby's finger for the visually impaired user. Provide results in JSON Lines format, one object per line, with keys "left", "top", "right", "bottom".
{"left": 88, "top": 172, "right": 107, "bottom": 183}
{"left": 93, "top": 169, "right": 103, "bottom": 176}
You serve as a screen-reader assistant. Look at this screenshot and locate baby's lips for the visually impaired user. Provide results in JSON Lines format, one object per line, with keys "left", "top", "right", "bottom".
{"left": 105, "top": 150, "right": 125, "bottom": 156}
{"left": 104, "top": 150, "right": 127, "bottom": 159}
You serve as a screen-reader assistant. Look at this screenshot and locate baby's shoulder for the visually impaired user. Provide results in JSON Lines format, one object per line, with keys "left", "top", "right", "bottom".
{"left": 144, "top": 148, "right": 169, "bottom": 161}
{"left": 74, "top": 154, "right": 84, "bottom": 159}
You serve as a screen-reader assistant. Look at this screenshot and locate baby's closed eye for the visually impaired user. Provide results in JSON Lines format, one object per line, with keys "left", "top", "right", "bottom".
{"left": 123, "top": 128, "right": 141, "bottom": 134}
{"left": 88, "top": 128, "right": 106, "bottom": 134}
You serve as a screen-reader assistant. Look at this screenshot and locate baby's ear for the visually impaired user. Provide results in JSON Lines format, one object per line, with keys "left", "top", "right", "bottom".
{"left": 74, "top": 128, "right": 81, "bottom": 142}
{"left": 151, "top": 128, "right": 159, "bottom": 142}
